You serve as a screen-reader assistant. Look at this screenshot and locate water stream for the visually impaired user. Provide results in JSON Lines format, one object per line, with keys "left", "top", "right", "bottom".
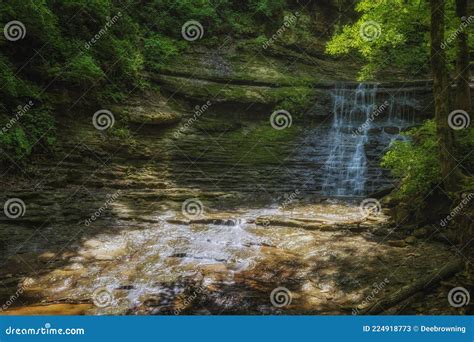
{"left": 0, "top": 83, "right": 437, "bottom": 315}
{"left": 322, "top": 83, "right": 417, "bottom": 197}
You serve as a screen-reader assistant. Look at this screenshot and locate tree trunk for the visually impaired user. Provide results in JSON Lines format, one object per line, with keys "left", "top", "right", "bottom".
{"left": 455, "top": 0, "right": 472, "bottom": 111}
{"left": 430, "top": 0, "right": 462, "bottom": 193}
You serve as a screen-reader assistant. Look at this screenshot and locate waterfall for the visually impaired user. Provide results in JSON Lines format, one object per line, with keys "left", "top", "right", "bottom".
{"left": 322, "top": 84, "right": 378, "bottom": 197}
{"left": 321, "top": 83, "right": 418, "bottom": 198}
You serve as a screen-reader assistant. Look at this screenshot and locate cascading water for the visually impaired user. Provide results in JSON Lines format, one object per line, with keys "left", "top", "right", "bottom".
{"left": 322, "top": 84, "right": 377, "bottom": 197}
{"left": 322, "top": 84, "right": 417, "bottom": 198}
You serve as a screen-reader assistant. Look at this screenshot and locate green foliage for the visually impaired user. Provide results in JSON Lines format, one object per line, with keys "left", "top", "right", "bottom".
{"left": 326, "top": 0, "right": 441, "bottom": 79}
{"left": 110, "top": 126, "right": 131, "bottom": 140}
{"left": 0, "top": 107, "right": 55, "bottom": 161}
{"left": 0, "top": 0, "right": 292, "bottom": 101}
{"left": 0, "top": 0, "right": 309, "bottom": 162}
{"left": 0, "top": 126, "right": 31, "bottom": 157}
{"left": 381, "top": 120, "right": 441, "bottom": 199}
{"left": 133, "top": 0, "right": 288, "bottom": 38}
{"left": 0, "top": 54, "right": 38, "bottom": 100}
{"left": 249, "top": 0, "right": 286, "bottom": 17}
{"left": 144, "top": 35, "right": 185, "bottom": 72}
{"left": 61, "top": 54, "right": 105, "bottom": 87}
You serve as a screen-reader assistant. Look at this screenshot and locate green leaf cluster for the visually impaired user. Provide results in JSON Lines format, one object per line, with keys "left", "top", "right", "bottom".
{"left": 381, "top": 119, "right": 441, "bottom": 199}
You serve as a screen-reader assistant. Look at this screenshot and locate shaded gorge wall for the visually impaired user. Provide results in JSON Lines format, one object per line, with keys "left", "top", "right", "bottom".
{"left": 164, "top": 82, "right": 433, "bottom": 201}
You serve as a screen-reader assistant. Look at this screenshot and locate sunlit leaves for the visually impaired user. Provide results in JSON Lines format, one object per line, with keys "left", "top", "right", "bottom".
{"left": 326, "top": 0, "right": 432, "bottom": 79}
{"left": 381, "top": 120, "right": 441, "bottom": 198}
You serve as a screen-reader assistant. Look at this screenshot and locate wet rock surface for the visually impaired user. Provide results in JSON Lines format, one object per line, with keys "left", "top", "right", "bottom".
{"left": 0, "top": 109, "right": 464, "bottom": 315}
{"left": 0, "top": 199, "right": 461, "bottom": 315}
{"left": 1, "top": 76, "right": 466, "bottom": 316}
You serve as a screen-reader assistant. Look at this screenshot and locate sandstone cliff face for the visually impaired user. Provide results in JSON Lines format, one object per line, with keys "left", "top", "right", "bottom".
{"left": 140, "top": 48, "right": 435, "bottom": 122}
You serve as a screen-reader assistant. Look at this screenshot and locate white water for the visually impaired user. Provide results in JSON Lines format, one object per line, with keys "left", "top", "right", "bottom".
{"left": 322, "top": 84, "right": 378, "bottom": 197}
{"left": 322, "top": 84, "right": 417, "bottom": 197}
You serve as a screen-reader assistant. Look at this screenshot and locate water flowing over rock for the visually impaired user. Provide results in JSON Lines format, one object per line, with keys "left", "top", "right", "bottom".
{"left": 321, "top": 83, "right": 420, "bottom": 198}
{"left": 0, "top": 80, "right": 448, "bottom": 316}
